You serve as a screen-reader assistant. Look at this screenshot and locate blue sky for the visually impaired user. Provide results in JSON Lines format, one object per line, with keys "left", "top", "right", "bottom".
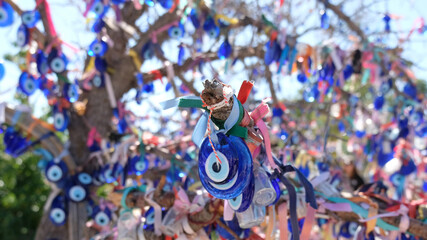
{"left": 0, "top": 0, "right": 426, "bottom": 124}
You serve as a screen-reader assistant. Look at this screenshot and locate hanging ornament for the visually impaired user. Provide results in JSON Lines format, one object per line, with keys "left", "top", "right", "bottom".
{"left": 92, "top": 73, "right": 105, "bottom": 88}
{"left": 339, "top": 222, "right": 359, "bottom": 238}
{"left": 65, "top": 181, "right": 87, "bottom": 203}
{"left": 88, "top": 39, "right": 108, "bottom": 57}
{"left": 0, "top": 1, "right": 14, "bottom": 27}
{"left": 141, "top": 41, "right": 155, "bottom": 60}
{"left": 0, "top": 62, "right": 4, "bottom": 81}
{"left": 95, "top": 56, "right": 107, "bottom": 72}
{"left": 403, "top": 83, "right": 417, "bottom": 99}
{"left": 264, "top": 40, "right": 281, "bottom": 65}
{"left": 177, "top": 45, "right": 185, "bottom": 66}
{"left": 53, "top": 106, "right": 69, "bottom": 132}
{"left": 91, "top": 0, "right": 110, "bottom": 17}
{"left": 383, "top": 14, "right": 391, "bottom": 32}
{"left": 303, "top": 85, "right": 319, "bottom": 103}
{"left": 21, "top": 10, "right": 40, "bottom": 28}
{"left": 91, "top": 18, "right": 105, "bottom": 33}
{"left": 77, "top": 172, "right": 93, "bottom": 186}
{"left": 158, "top": 0, "right": 174, "bottom": 9}
{"left": 189, "top": 9, "right": 200, "bottom": 29}
{"left": 17, "top": 24, "right": 30, "bottom": 47}
{"left": 18, "top": 72, "right": 39, "bottom": 96}
{"left": 373, "top": 95, "right": 384, "bottom": 110}
{"left": 45, "top": 159, "right": 68, "bottom": 183}
{"left": 168, "top": 23, "right": 185, "bottom": 39}
{"left": 49, "top": 195, "right": 67, "bottom": 226}
{"left": 320, "top": 10, "right": 329, "bottom": 29}
{"left": 129, "top": 155, "right": 149, "bottom": 175}
{"left": 297, "top": 73, "right": 308, "bottom": 83}
{"left": 92, "top": 206, "right": 112, "bottom": 227}
{"left": 36, "top": 50, "right": 49, "bottom": 75}
{"left": 218, "top": 38, "right": 232, "bottom": 59}
{"left": 227, "top": 176, "right": 254, "bottom": 212}
{"left": 145, "top": 0, "right": 155, "bottom": 7}
{"left": 63, "top": 82, "right": 79, "bottom": 103}
{"left": 198, "top": 133, "right": 253, "bottom": 199}
{"left": 203, "top": 16, "right": 220, "bottom": 38}
{"left": 48, "top": 49, "right": 68, "bottom": 73}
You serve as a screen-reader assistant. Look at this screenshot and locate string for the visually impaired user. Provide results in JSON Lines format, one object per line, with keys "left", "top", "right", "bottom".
{"left": 198, "top": 80, "right": 233, "bottom": 165}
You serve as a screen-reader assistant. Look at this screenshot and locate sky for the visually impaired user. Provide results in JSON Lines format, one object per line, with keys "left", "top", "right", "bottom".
{"left": 0, "top": 0, "right": 426, "bottom": 128}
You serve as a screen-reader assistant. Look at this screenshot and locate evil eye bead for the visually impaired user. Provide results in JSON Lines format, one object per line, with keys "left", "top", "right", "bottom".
{"left": 94, "top": 211, "right": 110, "bottom": 227}
{"left": 0, "top": 2, "right": 14, "bottom": 27}
{"left": 203, "top": 17, "right": 219, "bottom": 38}
{"left": 17, "top": 25, "right": 29, "bottom": 47}
{"left": 0, "top": 62, "right": 4, "bottom": 81}
{"left": 303, "top": 86, "right": 319, "bottom": 103}
{"left": 199, "top": 136, "right": 238, "bottom": 184}
{"left": 168, "top": 23, "right": 185, "bottom": 39}
{"left": 130, "top": 155, "right": 148, "bottom": 175}
{"left": 141, "top": 42, "right": 154, "bottom": 60}
{"left": 48, "top": 49, "right": 68, "bottom": 73}
{"left": 264, "top": 41, "right": 281, "bottom": 65}
{"left": 158, "top": 0, "right": 173, "bottom": 9}
{"left": 199, "top": 133, "right": 253, "bottom": 199}
{"left": 143, "top": 207, "right": 155, "bottom": 229}
{"left": 218, "top": 39, "right": 232, "bottom": 59}
{"left": 91, "top": 18, "right": 105, "bottom": 33}
{"left": 36, "top": 50, "right": 49, "bottom": 75}
{"left": 46, "top": 165, "right": 63, "bottom": 182}
{"left": 390, "top": 173, "right": 403, "bottom": 187}
{"left": 50, "top": 207, "right": 66, "bottom": 225}
{"left": 77, "top": 172, "right": 92, "bottom": 186}
{"left": 91, "top": 0, "right": 109, "bottom": 17}
{"left": 88, "top": 39, "right": 108, "bottom": 57}
{"left": 21, "top": 10, "right": 40, "bottom": 28}
{"left": 53, "top": 108, "right": 69, "bottom": 132}
{"left": 92, "top": 73, "right": 104, "bottom": 87}
{"left": 340, "top": 222, "right": 358, "bottom": 238}
{"left": 18, "top": 72, "right": 38, "bottom": 96}
{"left": 227, "top": 176, "right": 254, "bottom": 212}
{"left": 102, "top": 164, "right": 115, "bottom": 183}
{"left": 63, "top": 83, "right": 79, "bottom": 103}
{"left": 67, "top": 185, "right": 87, "bottom": 202}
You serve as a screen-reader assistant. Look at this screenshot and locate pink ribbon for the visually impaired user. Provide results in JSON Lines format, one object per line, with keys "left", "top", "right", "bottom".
{"left": 133, "top": 0, "right": 142, "bottom": 10}
{"left": 300, "top": 204, "right": 316, "bottom": 240}
{"left": 150, "top": 21, "right": 179, "bottom": 43}
{"left": 250, "top": 102, "right": 279, "bottom": 169}
{"left": 36, "top": 0, "right": 57, "bottom": 37}
{"left": 87, "top": 127, "right": 101, "bottom": 147}
{"left": 174, "top": 188, "right": 205, "bottom": 216}
{"left": 83, "top": 0, "right": 95, "bottom": 17}
{"left": 278, "top": 203, "right": 288, "bottom": 240}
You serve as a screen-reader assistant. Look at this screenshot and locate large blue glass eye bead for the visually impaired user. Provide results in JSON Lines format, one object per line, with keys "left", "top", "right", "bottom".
{"left": 198, "top": 133, "right": 253, "bottom": 199}
{"left": 45, "top": 160, "right": 68, "bottom": 183}
{"left": 0, "top": 2, "right": 14, "bottom": 27}
{"left": 49, "top": 195, "right": 67, "bottom": 226}
{"left": 227, "top": 174, "right": 254, "bottom": 212}
{"left": 92, "top": 206, "right": 112, "bottom": 227}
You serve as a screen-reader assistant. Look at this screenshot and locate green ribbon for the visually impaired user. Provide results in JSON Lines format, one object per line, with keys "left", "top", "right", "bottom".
{"left": 177, "top": 96, "right": 248, "bottom": 139}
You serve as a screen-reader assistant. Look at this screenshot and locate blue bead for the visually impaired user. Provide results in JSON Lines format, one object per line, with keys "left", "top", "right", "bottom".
{"left": 0, "top": 2, "right": 14, "bottom": 27}
{"left": 218, "top": 39, "right": 232, "bottom": 59}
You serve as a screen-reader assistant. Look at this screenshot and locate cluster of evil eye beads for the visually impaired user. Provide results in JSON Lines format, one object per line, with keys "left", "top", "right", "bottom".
{"left": 198, "top": 133, "right": 280, "bottom": 228}
{"left": 42, "top": 153, "right": 150, "bottom": 226}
